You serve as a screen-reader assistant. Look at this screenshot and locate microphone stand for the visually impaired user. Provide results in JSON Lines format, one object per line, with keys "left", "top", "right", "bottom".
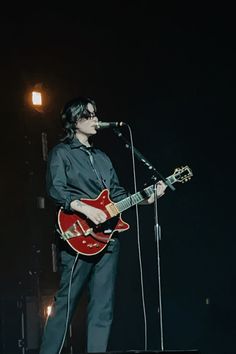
{"left": 112, "top": 128, "right": 175, "bottom": 191}
{"left": 113, "top": 128, "right": 175, "bottom": 351}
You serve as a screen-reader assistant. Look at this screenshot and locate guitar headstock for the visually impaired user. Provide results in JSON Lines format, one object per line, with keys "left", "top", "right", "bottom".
{"left": 172, "top": 165, "right": 193, "bottom": 183}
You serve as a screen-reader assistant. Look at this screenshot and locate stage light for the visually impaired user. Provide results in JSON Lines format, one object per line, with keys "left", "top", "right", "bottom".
{"left": 46, "top": 305, "right": 52, "bottom": 317}
{"left": 32, "top": 91, "right": 42, "bottom": 106}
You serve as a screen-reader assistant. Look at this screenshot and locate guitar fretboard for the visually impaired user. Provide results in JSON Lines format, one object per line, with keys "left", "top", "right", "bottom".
{"left": 115, "top": 175, "right": 174, "bottom": 213}
{"left": 115, "top": 185, "right": 154, "bottom": 213}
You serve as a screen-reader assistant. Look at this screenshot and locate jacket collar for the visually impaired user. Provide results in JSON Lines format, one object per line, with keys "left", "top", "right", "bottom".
{"left": 69, "top": 137, "right": 95, "bottom": 151}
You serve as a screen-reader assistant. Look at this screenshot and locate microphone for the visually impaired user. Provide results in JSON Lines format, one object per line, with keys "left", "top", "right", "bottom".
{"left": 96, "top": 121, "right": 126, "bottom": 129}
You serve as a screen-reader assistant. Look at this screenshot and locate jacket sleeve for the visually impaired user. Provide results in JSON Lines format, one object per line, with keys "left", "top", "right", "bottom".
{"left": 46, "top": 147, "right": 73, "bottom": 211}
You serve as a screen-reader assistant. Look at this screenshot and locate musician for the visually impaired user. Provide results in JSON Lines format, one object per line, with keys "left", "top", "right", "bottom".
{"left": 39, "top": 96, "right": 167, "bottom": 354}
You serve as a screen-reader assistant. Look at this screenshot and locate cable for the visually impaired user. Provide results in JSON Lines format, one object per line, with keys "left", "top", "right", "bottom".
{"left": 58, "top": 253, "right": 79, "bottom": 354}
{"left": 126, "top": 124, "right": 148, "bottom": 350}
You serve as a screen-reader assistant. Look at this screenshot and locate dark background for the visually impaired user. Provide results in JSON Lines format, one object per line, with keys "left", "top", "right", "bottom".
{"left": 0, "top": 3, "right": 235, "bottom": 354}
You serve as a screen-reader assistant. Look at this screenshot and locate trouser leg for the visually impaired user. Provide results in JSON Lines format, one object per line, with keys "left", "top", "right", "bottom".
{"left": 39, "top": 250, "right": 93, "bottom": 354}
{"left": 87, "top": 239, "right": 120, "bottom": 352}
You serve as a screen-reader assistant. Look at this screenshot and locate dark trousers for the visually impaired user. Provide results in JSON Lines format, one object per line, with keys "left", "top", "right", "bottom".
{"left": 39, "top": 239, "right": 120, "bottom": 354}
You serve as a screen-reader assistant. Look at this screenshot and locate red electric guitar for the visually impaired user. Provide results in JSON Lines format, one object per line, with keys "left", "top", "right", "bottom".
{"left": 57, "top": 166, "right": 193, "bottom": 256}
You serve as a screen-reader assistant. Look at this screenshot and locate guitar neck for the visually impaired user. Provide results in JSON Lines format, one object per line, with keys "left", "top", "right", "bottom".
{"left": 115, "top": 174, "right": 175, "bottom": 213}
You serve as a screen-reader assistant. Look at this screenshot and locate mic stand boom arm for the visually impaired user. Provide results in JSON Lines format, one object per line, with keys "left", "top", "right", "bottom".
{"left": 113, "top": 128, "right": 175, "bottom": 191}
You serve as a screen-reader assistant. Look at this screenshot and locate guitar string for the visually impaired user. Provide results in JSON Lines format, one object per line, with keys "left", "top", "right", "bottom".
{"left": 125, "top": 124, "right": 148, "bottom": 350}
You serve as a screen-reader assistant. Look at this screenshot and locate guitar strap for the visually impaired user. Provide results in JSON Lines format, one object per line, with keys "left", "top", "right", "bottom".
{"left": 80, "top": 147, "right": 108, "bottom": 190}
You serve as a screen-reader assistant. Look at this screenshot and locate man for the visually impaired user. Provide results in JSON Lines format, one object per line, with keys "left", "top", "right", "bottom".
{"left": 39, "top": 96, "right": 166, "bottom": 354}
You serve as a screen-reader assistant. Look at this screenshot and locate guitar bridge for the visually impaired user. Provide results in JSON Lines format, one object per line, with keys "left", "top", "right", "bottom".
{"left": 84, "top": 228, "right": 93, "bottom": 236}
{"left": 60, "top": 223, "right": 82, "bottom": 240}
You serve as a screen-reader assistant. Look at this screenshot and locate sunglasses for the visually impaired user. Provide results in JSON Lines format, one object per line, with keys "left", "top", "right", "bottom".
{"left": 81, "top": 109, "right": 97, "bottom": 120}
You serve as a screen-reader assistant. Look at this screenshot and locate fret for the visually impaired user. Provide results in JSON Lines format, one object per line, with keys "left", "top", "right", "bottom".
{"left": 166, "top": 175, "right": 175, "bottom": 184}
{"left": 115, "top": 185, "right": 154, "bottom": 213}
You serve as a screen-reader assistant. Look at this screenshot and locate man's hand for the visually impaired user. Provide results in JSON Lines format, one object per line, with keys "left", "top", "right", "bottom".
{"left": 145, "top": 180, "right": 167, "bottom": 204}
{"left": 155, "top": 180, "right": 167, "bottom": 197}
{"left": 70, "top": 200, "right": 107, "bottom": 225}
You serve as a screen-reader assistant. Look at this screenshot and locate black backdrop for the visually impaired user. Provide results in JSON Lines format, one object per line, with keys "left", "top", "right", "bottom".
{"left": 0, "top": 4, "right": 235, "bottom": 354}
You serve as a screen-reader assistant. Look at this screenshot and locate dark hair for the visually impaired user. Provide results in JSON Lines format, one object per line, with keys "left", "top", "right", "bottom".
{"left": 60, "top": 96, "right": 96, "bottom": 141}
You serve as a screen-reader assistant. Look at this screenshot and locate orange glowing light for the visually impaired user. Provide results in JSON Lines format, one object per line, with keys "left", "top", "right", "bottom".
{"left": 32, "top": 91, "right": 42, "bottom": 106}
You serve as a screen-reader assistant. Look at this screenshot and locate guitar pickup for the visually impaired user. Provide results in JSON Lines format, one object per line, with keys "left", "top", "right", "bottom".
{"left": 105, "top": 203, "right": 119, "bottom": 217}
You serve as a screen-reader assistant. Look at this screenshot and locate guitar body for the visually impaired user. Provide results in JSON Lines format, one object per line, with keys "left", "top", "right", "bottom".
{"left": 57, "top": 166, "right": 193, "bottom": 256}
{"left": 57, "top": 189, "right": 130, "bottom": 256}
